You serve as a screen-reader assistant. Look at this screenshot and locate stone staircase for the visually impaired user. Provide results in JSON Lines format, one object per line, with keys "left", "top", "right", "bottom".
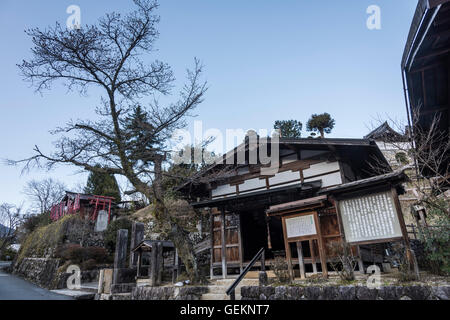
{"left": 200, "top": 278, "right": 259, "bottom": 300}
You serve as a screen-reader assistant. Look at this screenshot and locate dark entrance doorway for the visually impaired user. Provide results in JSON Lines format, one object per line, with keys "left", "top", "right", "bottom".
{"left": 239, "top": 208, "right": 284, "bottom": 261}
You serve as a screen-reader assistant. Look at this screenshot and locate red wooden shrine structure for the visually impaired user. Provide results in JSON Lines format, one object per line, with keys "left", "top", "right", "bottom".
{"left": 50, "top": 192, "right": 115, "bottom": 224}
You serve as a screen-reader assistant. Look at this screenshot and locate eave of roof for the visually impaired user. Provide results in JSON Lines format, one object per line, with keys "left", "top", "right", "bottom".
{"left": 190, "top": 180, "right": 322, "bottom": 208}
{"left": 318, "top": 170, "right": 408, "bottom": 195}
{"left": 402, "top": 0, "right": 449, "bottom": 70}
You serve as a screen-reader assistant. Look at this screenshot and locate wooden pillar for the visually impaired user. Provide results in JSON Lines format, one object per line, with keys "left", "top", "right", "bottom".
{"left": 296, "top": 241, "right": 306, "bottom": 279}
{"left": 150, "top": 243, "right": 158, "bottom": 286}
{"left": 314, "top": 213, "right": 328, "bottom": 278}
{"left": 210, "top": 212, "right": 214, "bottom": 279}
{"left": 310, "top": 240, "right": 318, "bottom": 274}
{"left": 392, "top": 187, "right": 419, "bottom": 278}
{"left": 357, "top": 246, "right": 365, "bottom": 274}
{"left": 281, "top": 216, "right": 294, "bottom": 280}
{"left": 136, "top": 251, "right": 142, "bottom": 278}
{"left": 237, "top": 213, "right": 243, "bottom": 273}
{"left": 156, "top": 242, "right": 163, "bottom": 285}
{"left": 220, "top": 207, "right": 227, "bottom": 279}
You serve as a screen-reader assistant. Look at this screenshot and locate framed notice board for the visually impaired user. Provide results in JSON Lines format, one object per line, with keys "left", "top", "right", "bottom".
{"left": 337, "top": 190, "right": 405, "bottom": 245}
{"left": 281, "top": 211, "right": 328, "bottom": 278}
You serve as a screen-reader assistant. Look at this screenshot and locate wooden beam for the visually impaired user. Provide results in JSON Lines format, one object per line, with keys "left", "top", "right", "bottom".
{"left": 416, "top": 47, "right": 450, "bottom": 62}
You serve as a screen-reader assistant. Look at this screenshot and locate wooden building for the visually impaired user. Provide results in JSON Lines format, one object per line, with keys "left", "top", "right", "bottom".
{"left": 179, "top": 137, "right": 412, "bottom": 279}
{"left": 50, "top": 191, "right": 115, "bottom": 225}
{"left": 402, "top": 0, "right": 450, "bottom": 178}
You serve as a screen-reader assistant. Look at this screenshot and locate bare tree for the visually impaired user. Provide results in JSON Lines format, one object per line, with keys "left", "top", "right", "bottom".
{"left": 368, "top": 106, "right": 449, "bottom": 216}
{"left": 0, "top": 204, "right": 22, "bottom": 258}
{"left": 23, "top": 178, "right": 66, "bottom": 214}
{"left": 9, "top": 0, "right": 207, "bottom": 282}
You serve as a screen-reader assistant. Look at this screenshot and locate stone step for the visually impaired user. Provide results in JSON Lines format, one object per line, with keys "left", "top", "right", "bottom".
{"left": 200, "top": 293, "right": 241, "bottom": 300}
{"left": 213, "top": 278, "right": 258, "bottom": 286}
{"left": 244, "top": 270, "right": 276, "bottom": 279}
{"left": 50, "top": 289, "right": 96, "bottom": 300}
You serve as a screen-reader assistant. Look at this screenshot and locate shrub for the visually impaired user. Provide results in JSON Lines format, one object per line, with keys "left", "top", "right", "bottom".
{"left": 21, "top": 211, "right": 52, "bottom": 234}
{"left": 327, "top": 240, "right": 357, "bottom": 281}
{"left": 81, "top": 259, "right": 97, "bottom": 270}
{"left": 386, "top": 242, "right": 418, "bottom": 282}
{"left": 55, "top": 244, "right": 107, "bottom": 264}
{"left": 420, "top": 200, "right": 450, "bottom": 276}
{"left": 55, "top": 244, "right": 84, "bottom": 263}
{"left": 272, "top": 256, "right": 291, "bottom": 284}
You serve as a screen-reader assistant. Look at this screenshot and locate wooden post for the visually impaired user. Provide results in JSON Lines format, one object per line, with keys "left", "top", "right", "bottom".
{"left": 156, "top": 242, "right": 163, "bottom": 285}
{"left": 221, "top": 207, "right": 227, "bottom": 279}
{"left": 391, "top": 187, "right": 418, "bottom": 277}
{"left": 136, "top": 251, "right": 142, "bottom": 278}
{"left": 210, "top": 211, "right": 214, "bottom": 279}
{"left": 150, "top": 243, "right": 158, "bottom": 286}
{"left": 237, "top": 213, "right": 243, "bottom": 273}
{"left": 314, "top": 212, "right": 328, "bottom": 278}
{"left": 296, "top": 241, "right": 306, "bottom": 279}
{"left": 310, "top": 240, "right": 318, "bottom": 274}
{"left": 356, "top": 246, "right": 365, "bottom": 274}
{"left": 172, "top": 248, "right": 178, "bottom": 283}
{"left": 282, "top": 216, "right": 294, "bottom": 280}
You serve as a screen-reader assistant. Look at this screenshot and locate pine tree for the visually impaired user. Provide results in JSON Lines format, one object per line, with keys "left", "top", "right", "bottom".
{"left": 85, "top": 165, "right": 121, "bottom": 202}
{"left": 274, "top": 120, "right": 303, "bottom": 138}
{"left": 306, "top": 113, "right": 335, "bottom": 138}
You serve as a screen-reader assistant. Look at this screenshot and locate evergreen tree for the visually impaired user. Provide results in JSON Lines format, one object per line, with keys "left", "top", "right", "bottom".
{"left": 306, "top": 113, "right": 335, "bottom": 138}
{"left": 85, "top": 165, "right": 121, "bottom": 202}
{"left": 274, "top": 120, "right": 303, "bottom": 138}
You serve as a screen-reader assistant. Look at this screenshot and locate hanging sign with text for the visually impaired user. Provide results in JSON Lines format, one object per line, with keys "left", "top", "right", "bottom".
{"left": 285, "top": 214, "right": 317, "bottom": 239}
{"left": 339, "top": 191, "right": 403, "bottom": 243}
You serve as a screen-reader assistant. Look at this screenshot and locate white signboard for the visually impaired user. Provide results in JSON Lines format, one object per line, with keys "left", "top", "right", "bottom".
{"left": 339, "top": 191, "right": 403, "bottom": 243}
{"left": 285, "top": 214, "right": 317, "bottom": 239}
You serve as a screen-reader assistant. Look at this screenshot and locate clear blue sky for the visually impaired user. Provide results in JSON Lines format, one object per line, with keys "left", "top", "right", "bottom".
{"left": 0, "top": 0, "right": 417, "bottom": 208}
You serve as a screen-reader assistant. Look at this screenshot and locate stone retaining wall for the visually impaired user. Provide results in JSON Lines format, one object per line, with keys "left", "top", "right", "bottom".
{"left": 13, "top": 257, "right": 100, "bottom": 289}
{"left": 241, "top": 285, "right": 450, "bottom": 300}
{"left": 131, "top": 286, "right": 208, "bottom": 300}
{"left": 13, "top": 258, "right": 61, "bottom": 288}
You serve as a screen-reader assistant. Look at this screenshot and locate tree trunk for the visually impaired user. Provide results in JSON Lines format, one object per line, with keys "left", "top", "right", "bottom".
{"left": 151, "top": 153, "right": 201, "bottom": 284}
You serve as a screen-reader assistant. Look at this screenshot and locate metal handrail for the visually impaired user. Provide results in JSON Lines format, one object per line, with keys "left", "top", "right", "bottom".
{"left": 226, "top": 247, "right": 265, "bottom": 300}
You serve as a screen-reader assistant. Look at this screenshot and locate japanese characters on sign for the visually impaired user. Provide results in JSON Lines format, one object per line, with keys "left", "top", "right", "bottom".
{"left": 339, "top": 191, "right": 403, "bottom": 243}
{"left": 285, "top": 214, "right": 317, "bottom": 239}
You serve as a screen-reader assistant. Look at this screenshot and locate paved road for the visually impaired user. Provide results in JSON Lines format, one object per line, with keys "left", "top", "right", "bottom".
{"left": 0, "top": 262, "right": 73, "bottom": 300}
